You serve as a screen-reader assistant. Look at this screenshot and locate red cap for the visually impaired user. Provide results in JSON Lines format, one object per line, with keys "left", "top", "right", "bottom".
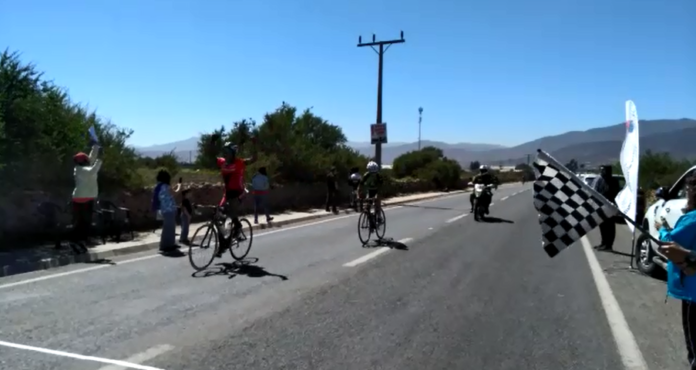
{"left": 74, "top": 152, "right": 89, "bottom": 163}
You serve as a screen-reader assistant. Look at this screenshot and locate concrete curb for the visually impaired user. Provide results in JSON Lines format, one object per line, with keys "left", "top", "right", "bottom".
{"left": 0, "top": 190, "right": 467, "bottom": 278}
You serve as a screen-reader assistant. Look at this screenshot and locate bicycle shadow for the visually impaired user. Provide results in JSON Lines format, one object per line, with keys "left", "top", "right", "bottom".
{"left": 480, "top": 216, "right": 514, "bottom": 224}
{"left": 191, "top": 258, "right": 288, "bottom": 281}
{"left": 363, "top": 237, "right": 409, "bottom": 251}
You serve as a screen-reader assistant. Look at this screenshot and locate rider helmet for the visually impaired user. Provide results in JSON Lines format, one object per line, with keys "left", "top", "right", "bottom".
{"left": 223, "top": 142, "right": 238, "bottom": 156}
{"left": 366, "top": 161, "right": 380, "bottom": 173}
{"left": 479, "top": 164, "right": 489, "bottom": 173}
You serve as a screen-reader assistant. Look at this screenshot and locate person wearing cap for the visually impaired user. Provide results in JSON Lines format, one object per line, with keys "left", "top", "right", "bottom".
{"left": 71, "top": 144, "right": 103, "bottom": 246}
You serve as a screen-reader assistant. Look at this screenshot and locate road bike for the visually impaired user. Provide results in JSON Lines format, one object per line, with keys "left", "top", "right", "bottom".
{"left": 189, "top": 204, "right": 253, "bottom": 271}
{"left": 357, "top": 197, "right": 386, "bottom": 245}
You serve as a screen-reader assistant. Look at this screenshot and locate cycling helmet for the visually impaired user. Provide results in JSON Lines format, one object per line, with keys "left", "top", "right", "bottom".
{"left": 479, "top": 165, "right": 489, "bottom": 173}
{"left": 366, "top": 161, "right": 380, "bottom": 173}
{"left": 223, "top": 142, "right": 238, "bottom": 155}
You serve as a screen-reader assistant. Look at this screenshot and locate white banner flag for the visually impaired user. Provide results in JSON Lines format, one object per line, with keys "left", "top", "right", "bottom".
{"left": 615, "top": 100, "right": 640, "bottom": 231}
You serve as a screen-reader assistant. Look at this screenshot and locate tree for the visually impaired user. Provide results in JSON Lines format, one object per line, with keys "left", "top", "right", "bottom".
{"left": 199, "top": 102, "right": 367, "bottom": 183}
{"left": 565, "top": 159, "right": 579, "bottom": 173}
{"left": 0, "top": 49, "right": 140, "bottom": 195}
{"left": 469, "top": 161, "right": 481, "bottom": 171}
{"left": 393, "top": 146, "right": 462, "bottom": 189}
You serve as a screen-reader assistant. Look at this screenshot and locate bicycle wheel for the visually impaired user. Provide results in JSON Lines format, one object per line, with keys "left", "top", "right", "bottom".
{"left": 375, "top": 208, "right": 387, "bottom": 240}
{"left": 229, "top": 218, "right": 253, "bottom": 261}
{"left": 357, "top": 211, "right": 372, "bottom": 245}
{"left": 189, "top": 223, "right": 219, "bottom": 271}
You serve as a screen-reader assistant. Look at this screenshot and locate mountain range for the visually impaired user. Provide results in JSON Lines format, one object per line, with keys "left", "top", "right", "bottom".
{"left": 135, "top": 118, "right": 696, "bottom": 166}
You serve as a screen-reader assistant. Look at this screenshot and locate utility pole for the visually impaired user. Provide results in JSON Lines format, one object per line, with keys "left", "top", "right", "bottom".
{"left": 357, "top": 31, "right": 405, "bottom": 165}
{"left": 418, "top": 107, "right": 423, "bottom": 150}
{"left": 527, "top": 154, "right": 531, "bottom": 166}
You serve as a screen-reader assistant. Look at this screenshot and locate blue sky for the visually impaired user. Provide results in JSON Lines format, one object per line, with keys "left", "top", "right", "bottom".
{"left": 1, "top": 0, "right": 694, "bottom": 147}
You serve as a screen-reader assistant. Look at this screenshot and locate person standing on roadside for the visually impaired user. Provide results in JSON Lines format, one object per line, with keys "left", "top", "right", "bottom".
{"left": 325, "top": 166, "right": 339, "bottom": 213}
{"left": 592, "top": 165, "right": 620, "bottom": 251}
{"left": 71, "top": 143, "right": 103, "bottom": 249}
{"left": 251, "top": 167, "right": 274, "bottom": 224}
{"left": 656, "top": 175, "right": 696, "bottom": 370}
{"left": 152, "top": 171, "right": 181, "bottom": 252}
{"left": 179, "top": 188, "right": 192, "bottom": 245}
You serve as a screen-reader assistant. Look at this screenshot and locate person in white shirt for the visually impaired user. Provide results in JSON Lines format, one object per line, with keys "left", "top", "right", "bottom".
{"left": 251, "top": 167, "right": 274, "bottom": 224}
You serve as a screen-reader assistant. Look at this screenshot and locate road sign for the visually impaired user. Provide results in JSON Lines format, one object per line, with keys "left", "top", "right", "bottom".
{"left": 370, "top": 123, "right": 388, "bottom": 144}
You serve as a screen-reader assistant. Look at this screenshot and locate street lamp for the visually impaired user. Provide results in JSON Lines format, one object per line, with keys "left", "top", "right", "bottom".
{"left": 418, "top": 107, "right": 423, "bottom": 150}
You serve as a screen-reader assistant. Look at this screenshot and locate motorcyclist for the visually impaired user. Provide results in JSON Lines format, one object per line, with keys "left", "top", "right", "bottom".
{"left": 470, "top": 165, "right": 496, "bottom": 212}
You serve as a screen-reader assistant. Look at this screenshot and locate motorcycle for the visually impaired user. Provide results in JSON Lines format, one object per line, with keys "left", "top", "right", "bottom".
{"left": 469, "top": 182, "right": 494, "bottom": 221}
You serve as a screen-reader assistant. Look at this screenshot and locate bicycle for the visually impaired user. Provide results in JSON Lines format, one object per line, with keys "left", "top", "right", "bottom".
{"left": 188, "top": 203, "right": 253, "bottom": 271}
{"left": 357, "top": 197, "right": 386, "bottom": 245}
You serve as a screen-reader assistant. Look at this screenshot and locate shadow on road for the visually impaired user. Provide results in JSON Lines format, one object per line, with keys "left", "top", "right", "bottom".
{"left": 364, "top": 237, "right": 409, "bottom": 250}
{"left": 191, "top": 258, "right": 288, "bottom": 281}
{"left": 159, "top": 249, "right": 186, "bottom": 258}
{"left": 481, "top": 216, "right": 514, "bottom": 224}
{"left": 398, "top": 204, "right": 465, "bottom": 212}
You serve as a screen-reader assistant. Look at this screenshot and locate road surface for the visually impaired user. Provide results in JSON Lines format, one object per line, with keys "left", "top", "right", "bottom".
{"left": 0, "top": 183, "right": 688, "bottom": 369}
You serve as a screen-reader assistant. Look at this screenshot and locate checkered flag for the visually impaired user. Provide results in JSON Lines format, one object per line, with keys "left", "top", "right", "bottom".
{"left": 533, "top": 150, "right": 619, "bottom": 257}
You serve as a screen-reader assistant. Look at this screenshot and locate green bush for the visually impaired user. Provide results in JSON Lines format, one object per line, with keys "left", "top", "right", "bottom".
{"left": 0, "top": 49, "right": 141, "bottom": 196}
{"left": 392, "top": 146, "right": 463, "bottom": 189}
{"left": 611, "top": 150, "right": 694, "bottom": 190}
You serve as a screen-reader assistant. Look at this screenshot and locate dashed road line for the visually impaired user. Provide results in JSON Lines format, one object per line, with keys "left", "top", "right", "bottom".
{"left": 501, "top": 196, "right": 509, "bottom": 201}
{"left": 446, "top": 214, "right": 468, "bottom": 223}
{"left": 98, "top": 345, "right": 174, "bottom": 370}
{"left": 343, "top": 238, "right": 413, "bottom": 267}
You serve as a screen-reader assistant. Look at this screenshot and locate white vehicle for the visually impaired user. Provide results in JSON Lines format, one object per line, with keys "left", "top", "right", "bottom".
{"left": 578, "top": 173, "right": 598, "bottom": 187}
{"left": 636, "top": 165, "right": 696, "bottom": 276}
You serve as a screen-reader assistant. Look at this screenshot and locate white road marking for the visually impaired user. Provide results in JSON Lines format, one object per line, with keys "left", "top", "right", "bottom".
{"left": 580, "top": 236, "right": 649, "bottom": 370}
{"left": 501, "top": 196, "right": 509, "bottom": 201}
{"left": 0, "top": 192, "right": 473, "bottom": 289}
{"left": 0, "top": 340, "right": 165, "bottom": 370}
{"left": 446, "top": 213, "right": 468, "bottom": 223}
{"left": 98, "top": 344, "right": 174, "bottom": 370}
{"left": 343, "top": 238, "right": 413, "bottom": 267}
{"left": 489, "top": 203, "right": 495, "bottom": 207}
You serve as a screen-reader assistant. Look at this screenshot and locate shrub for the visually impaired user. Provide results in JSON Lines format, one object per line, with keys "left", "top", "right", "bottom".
{"left": 0, "top": 49, "right": 141, "bottom": 196}
{"left": 392, "top": 146, "right": 463, "bottom": 189}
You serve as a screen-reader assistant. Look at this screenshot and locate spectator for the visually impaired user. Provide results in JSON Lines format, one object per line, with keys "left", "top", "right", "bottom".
{"left": 71, "top": 144, "right": 103, "bottom": 249}
{"left": 152, "top": 170, "right": 181, "bottom": 252}
{"left": 593, "top": 165, "right": 620, "bottom": 251}
{"left": 656, "top": 175, "right": 696, "bottom": 369}
{"left": 179, "top": 188, "right": 192, "bottom": 245}
{"left": 348, "top": 167, "right": 362, "bottom": 211}
{"left": 326, "top": 166, "right": 338, "bottom": 213}
{"left": 251, "top": 167, "right": 274, "bottom": 224}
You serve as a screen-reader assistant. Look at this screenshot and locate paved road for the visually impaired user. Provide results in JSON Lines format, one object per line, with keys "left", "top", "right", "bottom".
{"left": 0, "top": 183, "right": 687, "bottom": 370}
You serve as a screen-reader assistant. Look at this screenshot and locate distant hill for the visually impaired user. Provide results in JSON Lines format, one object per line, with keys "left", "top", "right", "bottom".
{"left": 135, "top": 118, "right": 696, "bottom": 166}
{"left": 451, "top": 118, "right": 696, "bottom": 166}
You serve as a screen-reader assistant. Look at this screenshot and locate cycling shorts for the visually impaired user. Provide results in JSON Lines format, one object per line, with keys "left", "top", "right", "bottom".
{"left": 367, "top": 189, "right": 379, "bottom": 199}
{"left": 219, "top": 189, "right": 244, "bottom": 207}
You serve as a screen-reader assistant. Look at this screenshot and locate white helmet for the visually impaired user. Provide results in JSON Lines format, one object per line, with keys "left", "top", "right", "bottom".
{"left": 479, "top": 165, "right": 489, "bottom": 172}
{"left": 366, "top": 161, "right": 380, "bottom": 173}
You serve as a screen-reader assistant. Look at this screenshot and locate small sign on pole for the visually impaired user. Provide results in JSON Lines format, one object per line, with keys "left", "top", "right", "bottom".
{"left": 370, "top": 123, "right": 388, "bottom": 144}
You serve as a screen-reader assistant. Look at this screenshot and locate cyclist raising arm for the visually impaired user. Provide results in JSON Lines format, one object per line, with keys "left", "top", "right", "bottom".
{"left": 357, "top": 161, "right": 384, "bottom": 222}
{"left": 215, "top": 137, "right": 258, "bottom": 257}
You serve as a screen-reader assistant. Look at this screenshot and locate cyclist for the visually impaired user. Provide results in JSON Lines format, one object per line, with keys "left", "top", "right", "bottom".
{"left": 357, "top": 161, "right": 384, "bottom": 222}
{"left": 348, "top": 167, "right": 362, "bottom": 211}
{"left": 215, "top": 138, "right": 257, "bottom": 257}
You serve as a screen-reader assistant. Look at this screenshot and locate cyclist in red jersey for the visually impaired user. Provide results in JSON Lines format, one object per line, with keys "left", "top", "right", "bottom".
{"left": 216, "top": 138, "right": 257, "bottom": 257}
